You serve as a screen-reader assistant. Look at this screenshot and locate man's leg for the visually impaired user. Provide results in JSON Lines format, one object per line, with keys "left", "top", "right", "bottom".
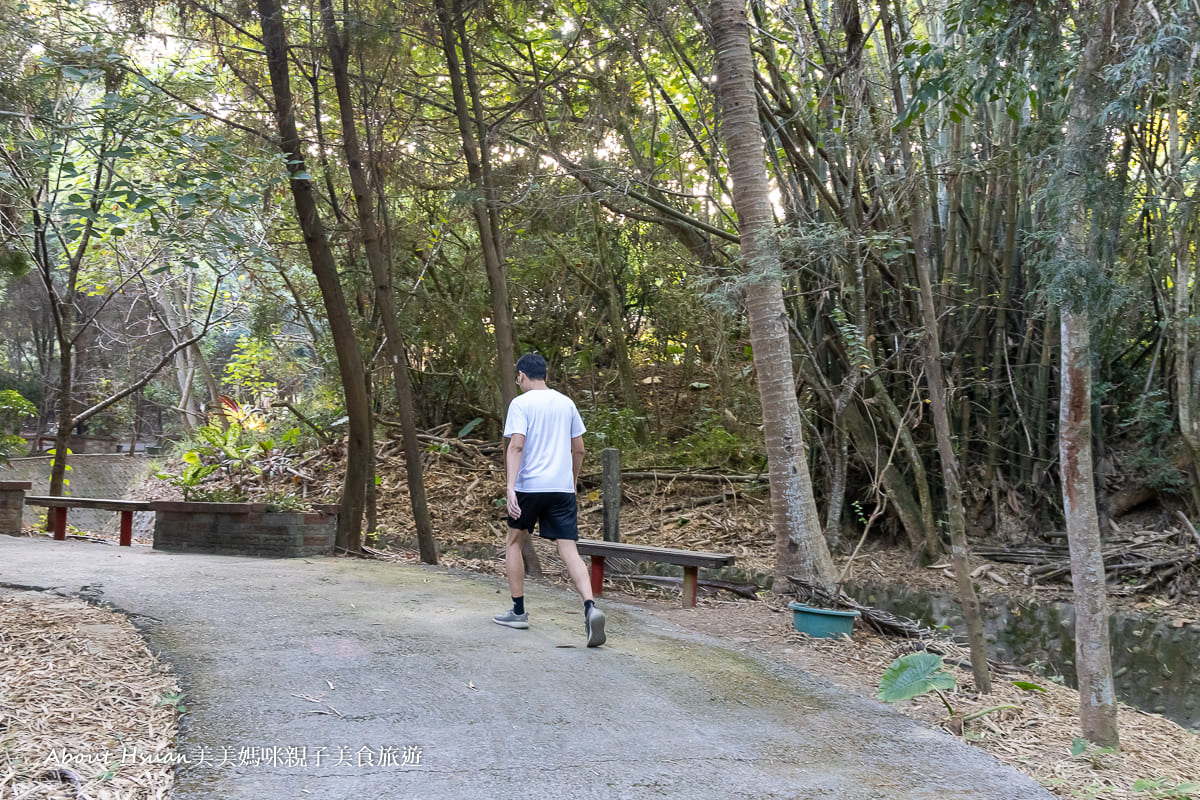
{"left": 494, "top": 526, "right": 532, "bottom": 629}
{"left": 506, "top": 526, "right": 529, "bottom": 599}
{"left": 558, "top": 539, "right": 605, "bottom": 647}
{"left": 555, "top": 538, "right": 593, "bottom": 601}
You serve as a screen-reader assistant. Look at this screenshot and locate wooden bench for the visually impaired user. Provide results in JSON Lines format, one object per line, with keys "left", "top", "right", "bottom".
{"left": 24, "top": 496, "right": 154, "bottom": 546}
{"left": 575, "top": 540, "right": 736, "bottom": 608}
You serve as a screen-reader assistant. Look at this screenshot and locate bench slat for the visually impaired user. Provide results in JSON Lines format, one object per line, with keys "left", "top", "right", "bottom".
{"left": 25, "top": 496, "right": 154, "bottom": 512}
{"left": 575, "top": 539, "right": 735, "bottom": 569}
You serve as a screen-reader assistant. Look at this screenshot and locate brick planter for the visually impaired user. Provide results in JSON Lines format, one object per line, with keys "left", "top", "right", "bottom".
{"left": 151, "top": 501, "right": 337, "bottom": 558}
{"left": 0, "top": 481, "right": 32, "bottom": 536}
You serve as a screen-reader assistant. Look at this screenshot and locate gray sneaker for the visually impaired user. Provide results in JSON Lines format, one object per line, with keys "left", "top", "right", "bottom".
{"left": 585, "top": 605, "right": 606, "bottom": 648}
{"left": 493, "top": 609, "right": 529, "bottom": 629}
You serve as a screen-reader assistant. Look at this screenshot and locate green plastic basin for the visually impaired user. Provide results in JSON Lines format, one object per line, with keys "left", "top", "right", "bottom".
{"left": 788, "top": 602, "right": 860, "bottom": 639}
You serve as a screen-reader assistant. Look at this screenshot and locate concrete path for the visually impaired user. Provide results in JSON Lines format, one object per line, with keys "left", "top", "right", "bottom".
{"left": 0, "top": 537, "right": 1053, "bottom": 799}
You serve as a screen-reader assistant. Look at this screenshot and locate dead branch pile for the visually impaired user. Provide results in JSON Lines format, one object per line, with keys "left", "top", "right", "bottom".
{"left": 258, "top": 428, "right": 780, "bottom": 575}
{"left": 976, "top": 515, "right": 1200, "bottom": 597}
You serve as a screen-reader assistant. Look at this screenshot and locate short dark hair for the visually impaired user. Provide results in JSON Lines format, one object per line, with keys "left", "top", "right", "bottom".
{"left": 516, "top": 352, "right": 547, "bottom": 380}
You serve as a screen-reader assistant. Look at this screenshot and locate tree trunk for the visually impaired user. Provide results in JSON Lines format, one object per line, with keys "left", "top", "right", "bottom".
{"left": 163, "top": 279, "right": 216, "bottom": 430}
{"left": 868, "top": 374, "right": 938, "bottom": 558}
{"left": 257, "top": 0, "right": 370, "bottom": 551}
{"left": 319, "top": 0, "right": 438, "bottom": 563}
{"left": 1048, "top": 0, "right": 1131, "bottom": 747}
{"left": 711, "top": 0, "right": 837, "bottom": 593}
{"left": 365, "top": 369, "right": 377, "bottom": 536}
{"left": 823, "top": 424, "right": 848, "bottom": 551}
{"left": 1167, "top": 75, "right": 1200, "bottom": 513}
{"left": 1059, "top": 309, "right": 1119, "bottom": 746}
{"left": 47, "top": 341, "right": 73, "bottom": 498}
{"left": 914, "top": 218, "right": 992, "bottom": 694}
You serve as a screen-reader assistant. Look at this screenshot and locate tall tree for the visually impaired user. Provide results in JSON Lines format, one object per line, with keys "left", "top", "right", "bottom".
{"left": 317, "top": 0, "right": 437, "bottom": 563}
{"left": 711, "top": 0, "right": 838, "bottom": 592}
{"left": 1166, "top": 62, "right": 1200, "bottom": 514}
{"left": 256, "top": 0, "right": 371, "bottom": 551}
{"left": 1049, "top": 0, "right": 1136, "bottom": 748}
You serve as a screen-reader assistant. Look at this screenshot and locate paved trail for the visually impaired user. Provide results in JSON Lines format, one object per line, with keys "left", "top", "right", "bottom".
{"left": 0, "top": 537, "right": 1053, "bottom": 799}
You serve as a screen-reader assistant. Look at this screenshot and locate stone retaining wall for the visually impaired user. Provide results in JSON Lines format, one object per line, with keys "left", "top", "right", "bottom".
{"left": 0, "top": 482, "right": 31, "bottom": 536}
{"left": 151, "top": 502, "right": 336, "bottom": 558}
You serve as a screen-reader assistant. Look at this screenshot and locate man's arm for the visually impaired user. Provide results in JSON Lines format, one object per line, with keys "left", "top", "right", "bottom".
{"left": 506, "top": 434, "right": 525, "bottom": 519}
{"left": 571, "top": 436, "right": 585, "bottom": 489}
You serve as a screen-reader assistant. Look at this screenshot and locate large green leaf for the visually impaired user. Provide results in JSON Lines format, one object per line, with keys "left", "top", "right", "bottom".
{"left": 877, "top": 653, "right": 956, "bottom": 703}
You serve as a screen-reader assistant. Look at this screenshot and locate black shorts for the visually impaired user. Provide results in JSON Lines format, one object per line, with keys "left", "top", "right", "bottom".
{"left": 507, "top": 491, "right": 579, "bottom": 540}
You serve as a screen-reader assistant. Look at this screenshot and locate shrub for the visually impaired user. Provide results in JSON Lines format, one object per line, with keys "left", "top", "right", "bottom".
{"left": 0, "top": 390, "right": 36, "bottom": 465}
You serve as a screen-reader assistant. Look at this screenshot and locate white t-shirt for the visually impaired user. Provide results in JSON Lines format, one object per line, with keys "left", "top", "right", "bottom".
{"left": 503, "top": 389, "right": 586, "bottom": 493}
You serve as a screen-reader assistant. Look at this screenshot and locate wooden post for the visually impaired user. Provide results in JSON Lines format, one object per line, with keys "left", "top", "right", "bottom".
{"left": 53, "top": 507, "right": 67, "bottom": 541}
{"left": 602, "top": 447, "right": 621, "bottom": 542}
{"left": 590, "top": 555, "right": 606, "bottom": 598}
{"left": 119, "top": 511, "right": 133, "bottom": 547}
{"left": 682, "top": 566, "right": 699, "bottom": 608}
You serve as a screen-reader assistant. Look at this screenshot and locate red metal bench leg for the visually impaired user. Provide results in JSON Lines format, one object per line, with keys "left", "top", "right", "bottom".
{"left": 590, "top": 555, "right": 605, "bottom": 598}
{"left": 682, "top": 566, "right": 698, "bottom": 608}
{"left": 53, "top": 507, "right": 67, "bottom": 541}
{"left": 119, "top": 510, "right": 133, "bottom": 546}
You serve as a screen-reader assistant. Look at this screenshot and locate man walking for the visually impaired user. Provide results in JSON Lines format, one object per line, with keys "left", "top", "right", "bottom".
{"left": 493, "top": 353, "right": 606, "bottom": 647}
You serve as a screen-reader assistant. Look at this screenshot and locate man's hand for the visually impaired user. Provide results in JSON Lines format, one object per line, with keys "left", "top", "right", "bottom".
{"left": 506, "top": 489, "right": 522, "bottom": 520}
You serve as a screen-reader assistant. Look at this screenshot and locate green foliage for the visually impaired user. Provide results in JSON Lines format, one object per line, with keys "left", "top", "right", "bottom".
{"left": 1069, "top": 737, "right": 1119, "bottom": 769}
{"left": 829, "top": 306, "right": 872, "bottom": 373}
{"left": 223, "top": 335, "right": 285, "bottom": 399}
{"left": 0, "top": 389, "right": 36, "bottom": 429}
{"left": 154, "top": 452, "right": 220, "bottom": 501}
{"left": 192, "top": 423, "right": 267, "bottom": 475}
{"left": 673, "top": 415, "right": 763, "bottom": 469}
{"left": 0, "top": 249, "right": 30, "bottom": 277}
{"left": 583, "top": 407, "right": 647, "bottom": 454}
{"left": 1121, "top": 390, "right": 1187, "bottom": 494}
{"left": 263, "top": 491, "right": 306, "bottom": 512}
{"left": 878, "top": 652, "right": 957, "bottom": 703}
{"left": 155, "top": 691, "right": 187, "bottom": 714}
{"left": 155, "top": 423, "right": 266, "bottom": 501}
{"left": 0, "top": 389, "right": 35, "bottom": 464}
{"left": 1132, "top": 778, "right": 1200, "bottom": 798}
{"left": 457, "top": 417, "right": 483, "bottom": 438}
{"left": 0, "top": 434, "right": 29, "bottom": 465}
{"left": 1012, "top": 680, "right": 1048, "bottom": 693}
{"left": 269, "top": 388, "right": 345, "bottom": 451}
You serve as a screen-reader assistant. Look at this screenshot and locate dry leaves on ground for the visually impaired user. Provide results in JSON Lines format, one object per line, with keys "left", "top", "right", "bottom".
{"left": 0, "top": 592, "right": 178, "bottom": 800}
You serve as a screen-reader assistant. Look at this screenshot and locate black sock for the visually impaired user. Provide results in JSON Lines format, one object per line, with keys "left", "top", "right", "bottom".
{"left": 513, "top": 596, "right": 525, "bottom": 615}
{"left": 584, "top": 599, "right": 595, "bottom": 614}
